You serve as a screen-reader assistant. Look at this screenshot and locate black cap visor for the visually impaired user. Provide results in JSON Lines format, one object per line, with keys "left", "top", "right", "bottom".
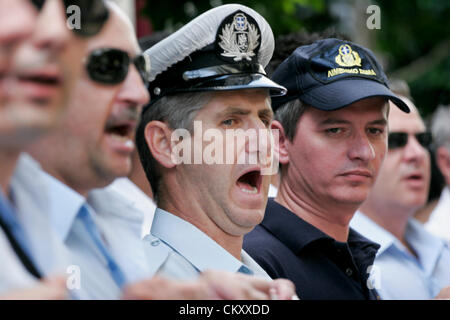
{"left": 183, "top": 73, "right": 287, "bottom": 97}
{"left": 300, "top": 78, "right": 410, "bottom": 113}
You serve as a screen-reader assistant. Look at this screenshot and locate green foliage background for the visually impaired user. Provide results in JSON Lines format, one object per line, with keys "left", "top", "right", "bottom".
{"left": 142, "top": 0, "right": 450, "bottom": 117}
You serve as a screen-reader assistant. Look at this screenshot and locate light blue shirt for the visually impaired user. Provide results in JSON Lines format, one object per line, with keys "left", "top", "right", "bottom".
{"left": 144, "top": 208, "right": 271, "bottom": 280}
{"left": 0, "top": 229, "right": 37, "bottom": 294}
{"left": 351, "top": 211, "right": 450, "bottom": 300}
{"left": 10, "top": 154, "right": 68, "bottom": 276}
{"left": 12, "top": 154, "right": 122, "bottom": 299}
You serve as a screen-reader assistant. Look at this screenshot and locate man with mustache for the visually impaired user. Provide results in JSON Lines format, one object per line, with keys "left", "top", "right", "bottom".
{"left": 0, "top": 0, "right": 109, "bottom": 298}
{"left": 21, "top": 3, "right": 293, "bottom": 300}
{"left": 350, "top": 96, "right": 450, "bottom": 299}
{"left": 21, "top": 3, "right": 148, "bottom": 299}
{"left": 244, "top": 39, "right": 411, "bottom": 299}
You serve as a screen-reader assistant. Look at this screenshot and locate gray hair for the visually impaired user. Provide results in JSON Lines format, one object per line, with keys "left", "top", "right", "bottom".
{"left": 135, "top": 92, "right": 213, "bottom": 202}
{"left": 431, "top": 104, "right": 450, "bottom": 150}
{"left": 275, "top": 99, "right": 308, "bottom": 141}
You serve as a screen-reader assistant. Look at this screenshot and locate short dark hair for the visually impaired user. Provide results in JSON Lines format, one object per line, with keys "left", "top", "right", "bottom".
{"left": 275, "top": 99, "right": 307, "bottom": 141}
{"left": 135, "top": 92, "right": 212, "bottom": 203}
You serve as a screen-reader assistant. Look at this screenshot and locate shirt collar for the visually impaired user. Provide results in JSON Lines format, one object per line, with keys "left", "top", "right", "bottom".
{"left": 151, "top": 208, "right": 264, "bottom": 276}
{"left": 350, "top": 211, "right": 395, "bottom": 255}
{"left": 262, "top": 200, "right": 379, "bottom": 274}
{"left": 405, "top": 218, "right": 446, "bottom": 277}
{"left": 41, "top": 170, "right": 86, "bottom": 242}
{"left": 261, "top": 199, "right": 335, "bottom": 253}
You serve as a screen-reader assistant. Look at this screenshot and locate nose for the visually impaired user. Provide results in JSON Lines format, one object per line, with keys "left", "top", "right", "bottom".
{"left": 31, "top": 0, "right": 70, "bottom": 52}
{"left": 0, "top": 0, "right": 36, "bottom": 48}
{"left": 245, "top": 118, "right": 273, "bottom": 168}
{"left": 116, "top": 63, "right": 151, "bottom": 109}
{"left": 403, "top": 134, "right": 428, "bottom": 164}
{"left": 348, "top": 131, "right": 376, "bottom": 164}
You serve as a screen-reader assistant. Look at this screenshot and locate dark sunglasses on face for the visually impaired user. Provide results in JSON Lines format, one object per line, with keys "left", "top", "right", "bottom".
{"left": 86, "top": 48, "right": 151, "bottom": 86}
{"left": 388, "top": 131, "right": 432, "bottom": 150}
{"left": 30, "top": 0, "right": 109, "bottom": 37}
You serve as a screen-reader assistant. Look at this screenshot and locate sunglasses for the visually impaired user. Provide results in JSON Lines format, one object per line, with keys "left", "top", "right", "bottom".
{"left": 86, "top": 48, "right": 150, "bottom": 86}
{"left": 388, "top": 132, "right": 432, "bottom": 150}
{"left": 30, "top": 0, "right": 109, "bottom": 37}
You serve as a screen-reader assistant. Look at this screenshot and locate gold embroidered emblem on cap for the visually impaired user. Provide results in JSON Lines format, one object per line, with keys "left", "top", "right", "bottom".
{"left": 335, "top": 44, "right": 362, "bottom": 67}
{"left": 219, "top": 13, "right": 260, "bottom": 62}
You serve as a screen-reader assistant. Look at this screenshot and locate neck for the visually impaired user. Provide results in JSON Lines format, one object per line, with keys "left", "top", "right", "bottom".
{"left": 359, "top": 198, "right": 414, "bottom": 246}
{"left": 275, "top": 178, "right": 358, "bottom": 242}
{"left": 0, "top": 149, "right": 21, "bottom": 197}
{"left": 27, "top": 139, "right": 103, "bottom": 199}
{"left": 159, "top": 182, "right": 243, "bottom": 261}
{"left": 128, "top": 154, "right": 154, "bottom": 200}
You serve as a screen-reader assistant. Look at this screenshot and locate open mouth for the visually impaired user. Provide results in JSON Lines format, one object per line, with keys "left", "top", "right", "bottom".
{"left": 105, "top": 120, "right": 136, "bottom": 148}
{"left": 236, "top": 169, "right": 262, "bottom": 195}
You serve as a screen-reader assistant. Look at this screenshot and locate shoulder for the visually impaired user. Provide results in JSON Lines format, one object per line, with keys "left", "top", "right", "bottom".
{"left": 244, "top": 223, "right": 292, "bottom": 255}
{"left": 142, "top": 234, "right": 200, "bottom": 280}
{"left": 244, "top": 226, "right": 292, "bottom": 278}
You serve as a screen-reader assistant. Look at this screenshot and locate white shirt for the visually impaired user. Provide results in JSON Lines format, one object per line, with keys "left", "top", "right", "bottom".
{"left": 10, "top": 154, "right": 71, "bottom": 277}
{"left": 268, "top": 184, "right": 278, "bottom": 198}
{"left": 425, "top": 187, "right": 450, "bottom": 246}
{"left": 88, "top": 179, "right": 157, "bottom": 283}
{"left": 100, "top": 178, "right": 156, "bottom": 238}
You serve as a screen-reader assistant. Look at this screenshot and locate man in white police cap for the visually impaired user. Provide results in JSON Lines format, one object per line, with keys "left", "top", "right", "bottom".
{"left": 136, "top": 4, "right": 297, "bottom": 299}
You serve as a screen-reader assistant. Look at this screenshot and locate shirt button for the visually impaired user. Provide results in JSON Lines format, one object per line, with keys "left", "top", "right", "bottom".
{"left": 345, "top": 268, "right": 353, "bottom": 277}
{"left": 151, "top": 239, "right": 160, "bottom": 246}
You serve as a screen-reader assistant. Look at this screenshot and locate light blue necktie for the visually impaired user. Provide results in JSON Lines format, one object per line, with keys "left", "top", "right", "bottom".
{"left": 238, "top": 265, "right": 254, "bottom": 275}
{"left": 77, "top": 205, "right": 127, "bottom": 288}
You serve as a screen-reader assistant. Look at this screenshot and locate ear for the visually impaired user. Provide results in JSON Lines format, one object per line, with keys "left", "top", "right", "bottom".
{"left": 271, "top": 120, "right": 290, "bottom": 165}
{"left": 436, "top": 146, "right": 450, "bottom": 185}
{"left": 144, "top": 121, "right": 176, "bottom": 169}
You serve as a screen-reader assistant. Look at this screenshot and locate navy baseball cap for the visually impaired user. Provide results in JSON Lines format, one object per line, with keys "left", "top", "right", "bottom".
{"left": 271, "top": 38, "right": 410, "bottom": 113}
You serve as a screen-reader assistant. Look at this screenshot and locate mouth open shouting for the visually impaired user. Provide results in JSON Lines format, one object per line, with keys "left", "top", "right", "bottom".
{"left": 232, "top": 166, "right": 267, "bottom": 209}
{"left": 104, "top": 109, "right": 138, "bottom": 155}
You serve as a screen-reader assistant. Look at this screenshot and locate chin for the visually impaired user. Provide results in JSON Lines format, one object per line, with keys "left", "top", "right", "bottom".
{"left": 237, "top": 207, "right": 265, "bottom": 226}
{"left": 334, "top": 190, "right": 369, "bottom": 206}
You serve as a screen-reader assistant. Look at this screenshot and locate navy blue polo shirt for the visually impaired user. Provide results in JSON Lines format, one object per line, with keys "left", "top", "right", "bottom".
{"left": 244, "top": 199, "right": 380, "bottom": 300}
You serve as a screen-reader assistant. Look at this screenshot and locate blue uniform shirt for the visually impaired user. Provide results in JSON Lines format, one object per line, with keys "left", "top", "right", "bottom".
{"left": 143, "top": 208, "right": 272, "bottom": 280}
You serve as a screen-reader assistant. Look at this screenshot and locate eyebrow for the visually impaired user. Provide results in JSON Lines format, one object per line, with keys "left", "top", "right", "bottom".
{"left": 218, "top": 107, "right": 274, "bottom": 119}
{"left": 218, "top": 107, "right": 250, "bottom": 118}
{"left": 259, "top": 108, "right": 274, "bottom": 120}
{"left": 318, "top": 118, "right": 388, "bottom": 126}
{"left": 368, "top": 118, "right": 388, "bottom": 126}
